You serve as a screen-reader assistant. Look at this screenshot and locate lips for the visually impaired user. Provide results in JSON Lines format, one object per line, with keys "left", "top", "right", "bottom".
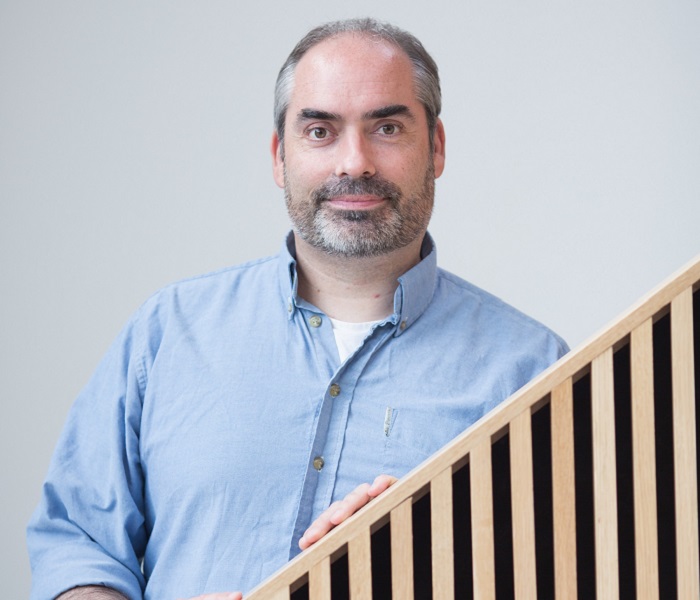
{"left": 311, "top": 176, "right": 402, "bottom": 209}
{"left": 326, "top": 195, "right": 386, "bottom": 210}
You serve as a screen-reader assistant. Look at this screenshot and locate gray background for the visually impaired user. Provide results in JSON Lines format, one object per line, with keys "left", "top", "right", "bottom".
{"left": 2, "top": 0, "right": 698, "bottom": 596}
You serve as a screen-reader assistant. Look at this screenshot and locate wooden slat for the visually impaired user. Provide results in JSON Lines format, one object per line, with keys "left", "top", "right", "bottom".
{"left": 349, "top": 527, "right": 372, "bottom": 598}
{"left": 391, "top": 498, "right": 414, "bottom": 600}
{"left": 309, "top": 556, "right": 331, "bottom": 600}
{"left": 591, "top": 348, "right": 619, "bottom": 599}
{"left": 267, "top": 587, "right": 290, "bottom": 600}
{"left": 431, "top": 468, "right": 455, "bottom": 599}
{"left": 246, "top": 260, "right": 700, "bottom": 600}
{"left": 510, "top": 410, "right": 537, "bottom": 600}
{"left": 630, "top": 319, "right": 659, "bottom": 600}
{"left": 471, "top": 438, "right": 495, "bottom": 599}
{"left": 551, "top": 378, "right": 577, "bottom": 599}
{"left": 671, "top": 288, "right": 699, "bottom": 599}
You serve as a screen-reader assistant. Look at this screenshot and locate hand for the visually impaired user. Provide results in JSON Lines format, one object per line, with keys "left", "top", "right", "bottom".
{"left": 57, "top": 586, "right": 129, "bottom": 599}
{"left": 180, "top": 593, "right": 242, "bottom": 600}
{"left": 298, "top": 474, "right": 397, "bottom": 550}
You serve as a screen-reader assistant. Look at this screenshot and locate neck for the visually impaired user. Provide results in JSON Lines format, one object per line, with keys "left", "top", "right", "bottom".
{"left": 293, "top": 234, "right": 425, "bottom": 322}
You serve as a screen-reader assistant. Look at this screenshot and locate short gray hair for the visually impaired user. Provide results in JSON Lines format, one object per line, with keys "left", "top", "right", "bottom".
{"left": 274, "top": 18, "right": 441, "bottom": 147}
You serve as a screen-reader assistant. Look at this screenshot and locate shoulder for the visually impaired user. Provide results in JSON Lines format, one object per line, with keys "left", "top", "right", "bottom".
{"left": 156, "top": 254, "right": 278, "bottom": 297}
{"left": 433, "top": 267, "right": 569, "bottom": 355}
{"left": 142, "top": 254, "right": 278, "bottom": 312}
{"left": 121, "top": 253, "right": 282, "bottom": 347}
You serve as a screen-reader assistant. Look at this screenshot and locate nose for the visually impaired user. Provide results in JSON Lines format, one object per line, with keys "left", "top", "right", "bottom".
{"left": 335, "top": 131, "right": 376, "bottom": 179}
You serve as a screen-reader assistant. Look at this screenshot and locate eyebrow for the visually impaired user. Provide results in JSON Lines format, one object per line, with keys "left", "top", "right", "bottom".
{"left": 363, "top": 104, "right": 415, "bottom": 121}
{"left": 296, "top": 109, "right": 341, "bottom": 124}
{"left": 295, "top": 104, "right": 415, "bottom": 125}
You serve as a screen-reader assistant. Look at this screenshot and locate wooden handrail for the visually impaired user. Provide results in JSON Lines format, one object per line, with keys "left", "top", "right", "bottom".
{"left": 248, "top": 255, "right": 700, "bottom": 599}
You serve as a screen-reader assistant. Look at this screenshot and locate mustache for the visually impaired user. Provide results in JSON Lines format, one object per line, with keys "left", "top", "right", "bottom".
{"left": 310, "top": 176, "right": 402, "bottom": 204}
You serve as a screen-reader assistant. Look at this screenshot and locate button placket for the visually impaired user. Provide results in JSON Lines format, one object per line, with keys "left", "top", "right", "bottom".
{"left": 307, "top": 320, "right": 402, "bottom": 536}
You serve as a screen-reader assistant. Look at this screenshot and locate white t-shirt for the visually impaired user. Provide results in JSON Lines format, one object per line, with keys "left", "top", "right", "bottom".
{"left": 328, "top": 317, "right": 381, "bottom": 363}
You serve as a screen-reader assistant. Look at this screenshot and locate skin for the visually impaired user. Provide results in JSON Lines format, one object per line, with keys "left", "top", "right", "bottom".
{"left": 271, "top": 33, "right": 445, "bottom": 322}
{"left": 272, "top": 34, "right": 445, "bottom": 552}
{"left": 298, "top": 474, "right": 398, "bottom": 550}
{"left": 57, "top": 587, "right": 128, "bottom": 600}
{"left": 58, "top": 33, "right": 445, "bottom": 600}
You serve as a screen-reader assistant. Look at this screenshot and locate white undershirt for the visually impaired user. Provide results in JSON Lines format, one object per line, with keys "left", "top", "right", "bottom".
{"left": 328, "top": 317, "right": 381, "bottom": 362}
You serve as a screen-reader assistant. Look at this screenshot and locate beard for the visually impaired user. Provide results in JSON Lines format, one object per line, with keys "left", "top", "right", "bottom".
{"left": 284, "top": 165, "right": 435, "bottom": 258}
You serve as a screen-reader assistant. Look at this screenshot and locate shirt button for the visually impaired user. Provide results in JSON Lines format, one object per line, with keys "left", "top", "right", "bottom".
{"left": 287, "top": 303, "right": 293, "bottom": 313}
{"left": 400, "top": 320, "right": 407, "bottom": 331}
{"left": 309, "top": 315, "right": 322, "bottom": 327}
{"left": 313, "top": 456, "right": 324, "bottom": 471}
{"left": 329, "top": 384, "right": 341, "bottom": 397}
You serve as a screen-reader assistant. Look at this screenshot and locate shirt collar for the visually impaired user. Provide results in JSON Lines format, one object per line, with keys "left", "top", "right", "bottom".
{"left": 392, "top": 233, "right": 438, "bottom": 336}
{"left": 278, "top": 231, "right": 438, "bottom": 334}
{"left": 279, "top": 232, "right": 299, "bottom": 320}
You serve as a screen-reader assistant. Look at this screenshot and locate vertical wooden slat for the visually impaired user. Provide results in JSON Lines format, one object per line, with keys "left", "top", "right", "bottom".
{"left": 630, "top": 319, "right": 659, "bottom": 600}
{"left": 510, "top": 410, "right": 537, "bottom": 600}
{"left": 268, "top": 586, "right": 291, "bottom": 600}
{"left": 671, "top": 288, "right": 699, "bottom": 598}
{"left": 391, "top": 498, "right": 414, "bottom": 600}
{"left": 309, "top": 556, "right": 331, "bottom": 600}
{"left": 591, "top": 348, "right": 619, "bottom": 599}
{"left": 431, "top": 467, "right": 455, "bottom": 599}
{"left": 551, "top": 378, "right": 578, "bottom": 599}
{"left": 349, "top": 527, "right": 372, "bottom": 598}
{"left": 471, "top": 437, "right": 496, "bottom": 599}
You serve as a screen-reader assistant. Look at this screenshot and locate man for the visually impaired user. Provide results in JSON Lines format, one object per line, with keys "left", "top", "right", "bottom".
{"left": 27, "top": 18, "right": 567, "bottom": 600}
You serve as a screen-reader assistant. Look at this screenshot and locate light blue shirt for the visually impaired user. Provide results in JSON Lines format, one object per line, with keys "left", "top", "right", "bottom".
{"left": 27, "top": 233, "right": 568, "bottom": 599}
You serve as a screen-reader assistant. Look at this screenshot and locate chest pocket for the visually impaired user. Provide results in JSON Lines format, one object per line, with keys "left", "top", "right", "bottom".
{"left": 381, "top": 407, "right": 475, "bottom": 478}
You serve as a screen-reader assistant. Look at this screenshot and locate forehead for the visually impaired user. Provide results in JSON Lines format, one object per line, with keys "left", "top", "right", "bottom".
{"left": 289, "top": 34, "right": 420, "bottom": 115}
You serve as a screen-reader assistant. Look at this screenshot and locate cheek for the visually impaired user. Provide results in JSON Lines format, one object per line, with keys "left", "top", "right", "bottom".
{"left": 376, "top": 146, "right": 430, "bottom": 179}
{"left": 285, "top": 158, "right": 330, "bottom": 193}
{"left": 390, "top": 160, "right": 430, "bottom": 191}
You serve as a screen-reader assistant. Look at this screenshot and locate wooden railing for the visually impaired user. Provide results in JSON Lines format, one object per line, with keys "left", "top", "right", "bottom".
{"left": 248, "top": 256, "right": 700, "bottom": 599}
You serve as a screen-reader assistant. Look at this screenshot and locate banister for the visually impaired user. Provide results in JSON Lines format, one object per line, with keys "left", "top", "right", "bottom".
{"left": 247, "top": 254, "right": 700, "bottom": 599}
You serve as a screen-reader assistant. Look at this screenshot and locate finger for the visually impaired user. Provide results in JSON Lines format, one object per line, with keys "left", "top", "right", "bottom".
{"left": 300, "top": 482, "right": 373, "bottom": 550}
{"left": 368, "top": 474, "right": 398, "bottom": 498}
{"left": 299, "top": 477, "right": 396, "bottom": 551}
{"left": 329, "top": 482, "right": 373, "bottom": 524}
{"left": 299, "top": 501, "right": 344, "bottom": 550}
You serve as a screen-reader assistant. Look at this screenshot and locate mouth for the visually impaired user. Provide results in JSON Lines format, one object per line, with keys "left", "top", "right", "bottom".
{"left": 325, "top": 195, "right": 386, "bottom": 210}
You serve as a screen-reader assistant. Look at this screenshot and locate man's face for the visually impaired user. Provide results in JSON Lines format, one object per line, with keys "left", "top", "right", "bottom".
{"left": 272, "top": 34, "right": 445, "bottom": 258}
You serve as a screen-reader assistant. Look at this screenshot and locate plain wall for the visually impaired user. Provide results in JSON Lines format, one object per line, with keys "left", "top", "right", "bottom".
{"left": 1, "top": 1, "right": 698, "bottom": 596}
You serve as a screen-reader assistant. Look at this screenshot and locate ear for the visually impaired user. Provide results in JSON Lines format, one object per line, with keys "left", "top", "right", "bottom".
{"left": 271, "top": 131, "right": 285, "bottom": 189}
{"left": 432, "top": 118, "right": 446, "bottom": 178}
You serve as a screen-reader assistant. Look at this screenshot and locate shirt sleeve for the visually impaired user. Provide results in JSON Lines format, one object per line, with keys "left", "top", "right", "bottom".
{"left": 27, "top": 314, "right": 149, "bottom": 600}
{"left": 503, "top": 326, "right": 570, "bottom": 403}
{"left": 480, "top": 319, "right": 570, "bottom": 418}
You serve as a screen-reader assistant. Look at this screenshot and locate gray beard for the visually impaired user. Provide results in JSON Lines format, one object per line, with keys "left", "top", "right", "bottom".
{"left": 284, "top": 170, "right": 435, "bottom": 258}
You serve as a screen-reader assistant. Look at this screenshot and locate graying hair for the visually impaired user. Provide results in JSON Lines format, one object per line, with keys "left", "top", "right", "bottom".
{"left": 274, "top": 18, "right": 441, "bottom": 147}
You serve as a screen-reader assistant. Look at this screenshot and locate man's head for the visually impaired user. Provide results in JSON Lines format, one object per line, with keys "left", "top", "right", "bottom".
{"left": 273, "top": 18, "right": 442, "bottom": 151}
{"left": 271, "top": 19, "right": 445, "bottom": 258}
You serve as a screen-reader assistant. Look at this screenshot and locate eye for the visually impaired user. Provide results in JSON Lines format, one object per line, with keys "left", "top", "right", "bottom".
{"left": 378, "top": 124, "right": 398, "bottom": 135}
{"left": 308, "top": 127, "right": 329, "bottom": 140}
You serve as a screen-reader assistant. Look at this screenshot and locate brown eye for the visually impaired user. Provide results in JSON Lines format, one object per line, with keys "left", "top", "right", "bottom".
{"left": 309, "top": 127, "right": 328, "bottom": 139}
{"left": 380, "top": 124, "right": 397, "bottom": 135}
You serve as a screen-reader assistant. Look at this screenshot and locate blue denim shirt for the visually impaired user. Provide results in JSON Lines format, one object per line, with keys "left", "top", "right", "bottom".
{"left": 27, "top": 233, "right": 568, "bottom": 599}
